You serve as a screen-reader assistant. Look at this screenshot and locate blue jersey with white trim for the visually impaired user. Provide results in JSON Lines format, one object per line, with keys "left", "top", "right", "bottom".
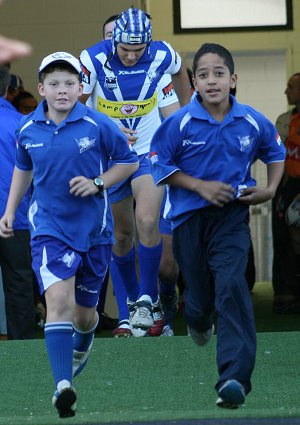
{"left": 80, "top": 39, "right": 181, "bottom": 155}
{"left": 16, "top": 100, "right": 138, "bottom": 251}
{"left": 150, "top": 94, "right": 286, "bottom": 229}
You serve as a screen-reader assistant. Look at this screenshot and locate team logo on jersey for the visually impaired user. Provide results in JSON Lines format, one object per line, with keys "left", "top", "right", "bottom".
{"left": 149, "top": 151, "right": 158, "bottom": 164}
{"left": 238, "top": 135, "right": 254, "bottom": 151}
{"left": 75, "top": 137, "right": 96, "bottom": 153}
{"left": 105, "top": 76, "right": 117, "bottom": 91}
{"left": 120, "top": 104, "right": 138, "bottom": 115}
{"left": 60, "top": 251, "right": 76, "bottom": 268}
{"left": 147, "top": 70, "right": 157, "bottom": 82}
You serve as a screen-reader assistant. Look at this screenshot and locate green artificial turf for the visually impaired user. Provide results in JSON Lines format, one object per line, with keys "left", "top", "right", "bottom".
{"left": 1, "top": 281, "right": 299, "bottom": 425}
{"left": 1, "top": 332, "right": 300, "bottom": 425}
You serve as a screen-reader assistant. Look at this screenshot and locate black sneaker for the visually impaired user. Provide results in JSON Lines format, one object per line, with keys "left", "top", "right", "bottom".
{"left": 52, "top": 382, "right": 77, "bottom": 418}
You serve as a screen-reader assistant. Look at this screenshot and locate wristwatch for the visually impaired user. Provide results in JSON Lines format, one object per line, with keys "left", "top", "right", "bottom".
{"left": 93, "top": 176, "right": 104, "bottom": 192}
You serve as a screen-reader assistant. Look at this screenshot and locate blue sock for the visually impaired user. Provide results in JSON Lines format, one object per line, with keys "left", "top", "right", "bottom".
{"left": 73, "top": 314, "right": 98, "bottom": 352}
{"left": 109, "top": 247, "right": 140, "bottom": 301}
{"left": 110, "top": 270, "right": 130, "bottom": 322}
{"left": 97, "top": 270, "right": 109, "bottom": 315}
{"left": 44, "top": 322, "right": 73, "bottom": 387}
{"left": 138, "top": 240, "right": 162, "bottom": 301}
{"left": 160, "top": 280, "right": 177, "bottom": 297}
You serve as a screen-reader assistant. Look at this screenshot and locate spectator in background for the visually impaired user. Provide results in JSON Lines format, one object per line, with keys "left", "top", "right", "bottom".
{"left": 6, "top": 73, "right": 24, "bottom": 103}
{"left": 273, "top": 72, "right": 300, "bottom": 314}
{"left": 12, "top": 90, "right": 37, "bottom": 114}
{"left": 0, "top": 64, "right": 36, "bottom": 339}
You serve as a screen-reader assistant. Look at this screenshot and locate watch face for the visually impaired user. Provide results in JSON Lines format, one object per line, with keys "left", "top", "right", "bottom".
{"left": 94, "top": 177, "right": 104, "bottom": 191}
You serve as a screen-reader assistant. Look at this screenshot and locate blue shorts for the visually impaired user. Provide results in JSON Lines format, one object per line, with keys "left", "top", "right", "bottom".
{"left": 31, "top": 236, "right": 112, "bottom": 308}
{"left": 108, "top": 153, "right": 150, "bottom": 204}
{"left": 159, "top": 188, "right": 172, "bottom": 235}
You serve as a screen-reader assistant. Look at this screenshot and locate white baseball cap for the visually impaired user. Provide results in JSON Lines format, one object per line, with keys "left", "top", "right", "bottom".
{"left": 39, "top": 51, "right": 81, "bottom": 75}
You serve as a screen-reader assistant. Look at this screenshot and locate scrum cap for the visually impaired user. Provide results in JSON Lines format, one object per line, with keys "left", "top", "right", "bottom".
{"left": 112, "top": 7, "right": 152, "bottom": 46}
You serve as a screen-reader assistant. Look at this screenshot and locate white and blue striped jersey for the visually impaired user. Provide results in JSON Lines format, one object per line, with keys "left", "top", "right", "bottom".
{"left": 80, "top": 39, "right": 181, "bottom": 155}
{"left": 150, "top": 94, "right": 286, "bottom": 229}
{"left": 15, "top": 100, "right": 138, "bottom": 251}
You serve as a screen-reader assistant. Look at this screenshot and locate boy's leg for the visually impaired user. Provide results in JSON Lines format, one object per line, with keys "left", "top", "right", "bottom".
{"left": 72, "top": 306, "right": 98, "bottom": 377}
{"left": 209, "top": 203, "right": 256, "bottom": 400}
{"left": 73, "top": 243, "right": 112, "bottom": 371}
{"left": 173, "top": 212, "right": 215, "bottom": 336}
{"left": 44, "top": 278, "right": 77, "bottom": 418}
{"left": 31, "top": 236, "right": 87, "bottom": 418}
{"left": 110, "top": 196, "right": 140, "bottom": 336}
{"left": 158, "top": 215, "right": 179, "bottom": 336}
{"left": 130, "top": 174, "right": 163, "bottom": 334}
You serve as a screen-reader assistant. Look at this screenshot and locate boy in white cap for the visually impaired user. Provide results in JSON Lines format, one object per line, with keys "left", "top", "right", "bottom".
{"left": 0, "top": 51, "right": 138, "bottom": 418}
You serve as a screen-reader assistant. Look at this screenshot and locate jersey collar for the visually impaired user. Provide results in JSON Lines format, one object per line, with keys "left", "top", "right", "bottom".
{"left": 31, "top": 99, "right": 88, "bottom": 123}
{"left": 189, "top": 94, "right": 250, "bottom": 120}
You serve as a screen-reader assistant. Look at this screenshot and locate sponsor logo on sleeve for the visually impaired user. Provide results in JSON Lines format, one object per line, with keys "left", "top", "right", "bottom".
{"left": 80, "top": 62, "right": 91, "bottom": 85}
{"left": 162, "top": 82, "right": 173, "bottom": 97}
{"left": 149, "top": 151, "right": 158, "bottom": 164}
{"left": 276, "top": 133, "right": 282, "bottom": 146}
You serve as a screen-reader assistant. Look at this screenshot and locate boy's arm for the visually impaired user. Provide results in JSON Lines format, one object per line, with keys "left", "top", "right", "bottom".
{"left": 0, "top": 167, "right": 33, "bottom": 237}
{"left": 69, "top": 163, "right": 139, "bottom": 198}
{"left": 239, "top": 161, "right": 285, "bottom": 205}
{"left": 164, "top": 170, "right": 235, "bottom": 208}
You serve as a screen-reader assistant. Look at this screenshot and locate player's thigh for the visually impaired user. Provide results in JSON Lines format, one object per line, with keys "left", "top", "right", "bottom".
{"left": 111, "top": 196, "right": 135, "bottom": 236}
{"left": 132, "top": 174, "right": 164, "bottom": 224}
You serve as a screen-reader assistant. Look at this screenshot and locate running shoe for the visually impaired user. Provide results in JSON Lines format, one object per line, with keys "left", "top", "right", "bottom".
{"left": 160, "top": 324, "right": 174, "bottom": 336}
{"left": 130, "top": 295, "right": 153, "bottom": 337}
{"left": 187, "top": 324, "right": 214, "bottom": 346}
{"left": 113, "top": 320, "right": 132, "bottom": 338}
{"left": 52, "top": 380, "right": 77, "bottom": 418}
{"left": 216, "top": 379, "right": 245, "bottom": 409}
{"left": 148, "top": 296, "right": 165, "bottom": 336}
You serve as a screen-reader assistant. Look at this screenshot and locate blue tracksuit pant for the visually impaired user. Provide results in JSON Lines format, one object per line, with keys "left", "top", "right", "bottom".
{"left": 173, "top": 201, "right": 256, "bottom": 395}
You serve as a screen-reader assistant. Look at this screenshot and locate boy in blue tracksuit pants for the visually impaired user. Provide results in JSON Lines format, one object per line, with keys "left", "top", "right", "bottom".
{"left": 150, "top": 43, "right": 286, "bottom": 408}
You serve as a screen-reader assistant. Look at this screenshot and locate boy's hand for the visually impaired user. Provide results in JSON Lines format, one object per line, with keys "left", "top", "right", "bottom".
{"left": 69, "top": 176, "right": 99, "bottom": 197}
{"left": 197, "top": 180, "right": 235, "bottom": 207}
{"left": 238, "top": 186, "right": 273, "bottom": 205}
{"left": 0, "top": 215, "right": 15, "bottom": 238}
